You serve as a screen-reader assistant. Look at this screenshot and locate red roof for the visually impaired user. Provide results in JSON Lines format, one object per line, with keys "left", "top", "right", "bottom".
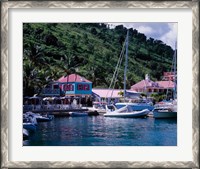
{"left": 57, "top": 74, "right": 92, "bottom": 83}
{"left": 157, "top": 81, "right": 175, "bottom": 89}
{"left": 131, "top": 79, "right": 161, "bottom": 90}
{"left": 92, "top": 89, "right": 122, "bottom": 98}
{"left": 92, "top": 89, "right": 138, "bottom": 98}
{"left": 131, "top": 79, "right": 175, "bottom": 90}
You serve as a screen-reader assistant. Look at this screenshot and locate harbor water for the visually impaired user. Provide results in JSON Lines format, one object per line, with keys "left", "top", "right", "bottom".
{"left": 23, "top": 115, "right": 177, "bottom": 146}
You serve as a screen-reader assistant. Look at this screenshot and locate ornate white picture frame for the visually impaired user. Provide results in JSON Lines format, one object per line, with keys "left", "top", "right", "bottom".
{"left": 1, "top": 1, "right": 199, "bottom": 168}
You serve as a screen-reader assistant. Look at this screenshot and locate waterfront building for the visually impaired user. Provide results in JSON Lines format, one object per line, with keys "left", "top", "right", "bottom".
{"left": 37, "top": 74, "right": 93, "bottom": 109}
{"left": 130, "top": 74, "right": 175, "bottom": 97}
{"left": 41, "top": 74, "right": 92, "bottom": 97}
{"left": 131, "top": 74, "right": 164, "bottom": 94}
{"left": 56, "top": 74, "right": 92, "bottom": 97}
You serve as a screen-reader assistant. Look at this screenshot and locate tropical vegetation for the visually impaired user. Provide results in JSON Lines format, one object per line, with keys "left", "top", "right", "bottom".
{"left": 23, "top": 23, "right": 174, "bottom": 96}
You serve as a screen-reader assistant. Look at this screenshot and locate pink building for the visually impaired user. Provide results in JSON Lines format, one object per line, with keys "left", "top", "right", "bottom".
{"left": 156, "top": 80, "right": 175, "bottom": 89}
{"left": 130, "top": 74, "right": 175, "bottom": 95}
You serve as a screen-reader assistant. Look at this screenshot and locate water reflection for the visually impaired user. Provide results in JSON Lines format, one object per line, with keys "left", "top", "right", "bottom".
{"left": 24, "top": 116, "right": 177, "bottom": 146}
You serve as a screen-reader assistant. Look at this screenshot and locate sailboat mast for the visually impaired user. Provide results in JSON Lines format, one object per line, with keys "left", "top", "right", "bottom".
{"left": 124, "top": 30, "right": 129, "bottom": 101}
{"left": 173, "top": 42, "right": 177, "bottom": 100}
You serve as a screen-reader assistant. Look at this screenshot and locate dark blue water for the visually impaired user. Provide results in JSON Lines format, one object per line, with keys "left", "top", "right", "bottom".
{"left": 23, "top": 116, "right": 177, "bottom": 146}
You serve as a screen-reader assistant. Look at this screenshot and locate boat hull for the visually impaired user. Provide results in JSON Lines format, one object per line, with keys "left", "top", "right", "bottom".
{"left": 69, "top": 112, "right": 88, "bottom": 117}
{"left": 36, "top": 115, "right": 54, "bottom": 122}
{"left": 23, "top": 123, "right": 36, "bottom": 132}
{"left": 104, "top": 109, "right": 149, "bottom": 118}
{"left": 132, "top": 105, "right": 154, "bottom": 111}
{"left": 23, "top": 128, "right": 29, "bottom": 140}
{"left": 153, "top": 110, "right": 177, "bottom": 118}
{"left": 36, "top": 117, "right": 53, "bottom": 122}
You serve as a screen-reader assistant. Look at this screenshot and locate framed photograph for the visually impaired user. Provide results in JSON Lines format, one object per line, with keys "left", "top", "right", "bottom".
{"left": 1, "top": 0, "right": 199, "bottom": 168}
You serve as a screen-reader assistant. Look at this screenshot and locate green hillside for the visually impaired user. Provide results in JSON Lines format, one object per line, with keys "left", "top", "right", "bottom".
{"left": 23, "top": 23, "right": 174, "bottom": 96}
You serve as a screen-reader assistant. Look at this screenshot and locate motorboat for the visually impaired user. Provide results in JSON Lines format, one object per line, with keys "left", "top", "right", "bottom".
{"left": 104, "top": 104, "right": 150, "bottom": 118}
{"left": 23, "top": 128, "right": 29, "bottom": 140}
{"left": 23, "top": 111, "right": 37, "bottom": 132}
{"left": 23, "top": 112, "right": 38, "bottom": 125}
{"left": 153, "top": 107, "right": 177, "bottom": 118}
{"left": 69, "top": 111, "right": 88, "bottom": 117}
{"left": 153, "top": 44, "right": 177, "bottom": 119}
{"left": 153, "top": 100, "right": 177, "bottom": 118}
{"left": 115, "top": 100, "right": 154, "bottom": 111}
{"left": 34, "top": 113, "right": 54, "bottom": 122}
{"left": 23, "top": 122, "right": 37, "bottom": 132}
{"left": 24, "top": 111, "right": 54, "bottom": 122}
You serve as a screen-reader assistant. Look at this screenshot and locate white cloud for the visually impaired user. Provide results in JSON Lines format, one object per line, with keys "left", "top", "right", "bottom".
{"left": 136, "top": 26, "right": 155, "bottom": 35}
{"left": 160, "top": 23, "right": 177, "bottom": 49}
{"left": 107, "top": 22, "right": 177, "bottom": 49}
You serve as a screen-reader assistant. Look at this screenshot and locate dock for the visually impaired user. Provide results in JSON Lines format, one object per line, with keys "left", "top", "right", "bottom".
{"left": 24, "top": 108, "right": 100, "bottom": 117}
{"left": 31, "top": 108, "right": 88, "bottom": 113}
{"left": 25, "top": 108, "right": 88, "bottom": 117}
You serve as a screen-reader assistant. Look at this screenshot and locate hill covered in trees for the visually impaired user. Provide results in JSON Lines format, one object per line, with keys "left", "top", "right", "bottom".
{"left": 23, "top": 23, "right": 174, "bottom": 96}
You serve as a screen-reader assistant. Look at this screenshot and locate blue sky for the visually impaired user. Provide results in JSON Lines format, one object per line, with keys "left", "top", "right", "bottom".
{"left": 108, "top": 22, "right": 177, "bottom": 49}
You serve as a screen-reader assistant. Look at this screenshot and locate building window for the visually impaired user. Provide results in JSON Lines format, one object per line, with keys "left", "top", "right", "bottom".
{"left": 77, "top": 84, "right": 90, "bottom": 91}
{"left": 84, "top": 84, "right": 89, "bottom": 90}
{"left": 63, "top": 84, "right": 74, "bottom": 91}
{"left": 78, "top": 84, "right": 83, "bottom": 90}
{"left": 53, "top": 85, "right": 59, "bottom": 89}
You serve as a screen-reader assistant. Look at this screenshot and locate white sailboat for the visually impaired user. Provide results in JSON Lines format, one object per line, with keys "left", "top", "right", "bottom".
{"left": 104, "top": 30, "right": 150, "bottom": 118}
{"left": 153, "top": 44, "right": 177, "bottom": 119}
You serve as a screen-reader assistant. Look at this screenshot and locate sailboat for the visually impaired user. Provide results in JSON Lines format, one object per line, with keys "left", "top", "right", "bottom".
{"left": 153, "top": 45, "right": 177, "bottom": 119}
{"left": 104, "top": 30, "right": 150, "bottom": 118}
